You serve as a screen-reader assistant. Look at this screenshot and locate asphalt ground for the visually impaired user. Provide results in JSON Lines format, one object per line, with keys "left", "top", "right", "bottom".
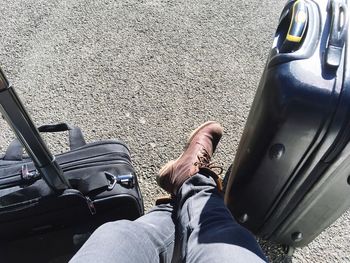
{"left": 0, "top": 0, "right": 349, "bottom": 262}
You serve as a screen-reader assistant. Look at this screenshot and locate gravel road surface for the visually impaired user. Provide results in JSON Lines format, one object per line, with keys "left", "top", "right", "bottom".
{"left": 0, "top": 0, "right": 349, "bottom": 262}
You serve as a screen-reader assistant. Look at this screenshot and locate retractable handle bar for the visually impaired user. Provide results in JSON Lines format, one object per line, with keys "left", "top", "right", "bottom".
{"left": 0, "top": 68, "right": 70, "bottom": 192}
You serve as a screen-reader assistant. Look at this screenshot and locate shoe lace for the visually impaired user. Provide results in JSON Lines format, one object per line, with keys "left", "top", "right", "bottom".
{"left": 194, "top": 147, "right": 223, "bottom": 175}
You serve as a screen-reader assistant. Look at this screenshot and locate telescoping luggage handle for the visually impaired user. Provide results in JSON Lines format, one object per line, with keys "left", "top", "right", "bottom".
{"left": 0, "top": 68, "right": 71, "bottom": 192}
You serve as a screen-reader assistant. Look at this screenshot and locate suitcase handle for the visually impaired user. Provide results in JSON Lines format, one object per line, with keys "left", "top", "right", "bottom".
{"left": 325, "top": 0, "right": 348, "bottom": 68}
{"left": 38, "top": 123, "right": 86, "bottom": 150}
{"left": 4, "top": 123, "right": 86, "bottom": 161}
{"left": 284, "top": 0, "right": 308, "bottom": 48}
{"left": 275, "top": 0, "right": 309, "bottom": 54}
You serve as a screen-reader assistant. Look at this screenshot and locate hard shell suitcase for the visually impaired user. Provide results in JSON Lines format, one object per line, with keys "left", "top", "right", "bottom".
{"left": 0, "top": 68, "right": 144, "bottom": 260}
{"left": 225, "top": 0, "right": 350, "bottom": 248}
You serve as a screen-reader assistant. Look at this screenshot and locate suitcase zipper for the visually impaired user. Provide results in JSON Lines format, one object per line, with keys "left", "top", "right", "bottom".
{"left": 0, "top": 142, "right": 131, "bottom": 168}
{"left": 0, "top": 152, "right": 132, "bottom": 190}
{"left": 60, "top": 152, "right": 131, "bottom": 166}
{"left": 54, "top": 151, "right": 132, "bottom": 169}
{"left": 0, "top": 161, "right": 133, "bottom": 213}
{"left": 63, "top": 159, "right": 132, "bottom": 172}
{"left": 60, "top": 140, "right": 131, "bottom": 156}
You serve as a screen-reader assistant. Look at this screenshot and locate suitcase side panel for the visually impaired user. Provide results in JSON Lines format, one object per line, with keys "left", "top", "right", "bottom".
{"left": 271, "top": 140, "right": 350, "bottom": 246}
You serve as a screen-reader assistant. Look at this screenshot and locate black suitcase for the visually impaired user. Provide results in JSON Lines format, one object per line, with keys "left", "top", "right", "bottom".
{"left": 225, "top": 0, "right": 349, "bottom": 249}
{"left": 0, "top": 68, "right": 144, "bottom": 261}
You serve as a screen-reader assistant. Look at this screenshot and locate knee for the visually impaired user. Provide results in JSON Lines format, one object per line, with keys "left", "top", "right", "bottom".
{"left": 94, "top": 220, "right": 132, "bottom": 235}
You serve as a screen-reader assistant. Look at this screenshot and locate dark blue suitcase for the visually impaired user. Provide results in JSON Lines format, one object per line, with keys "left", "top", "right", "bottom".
{"left": 225, "top": 0, "right": 349, "bottom": 248}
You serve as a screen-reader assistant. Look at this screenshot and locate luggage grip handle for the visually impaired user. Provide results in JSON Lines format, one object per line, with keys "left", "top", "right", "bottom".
{"left": 286, "top": 0, "right": 308, "bottom": 44}
{"left": 325, "top": 0, "right": 348, "bottom": 67}
{"left": 329, "top": 0, "right": 348, "bottom": 46}
{"left": 38, "top": 123, "right": 86, "bottom": 150}
{"left": 4, "top": 123, "right": 86, "bottom": 161}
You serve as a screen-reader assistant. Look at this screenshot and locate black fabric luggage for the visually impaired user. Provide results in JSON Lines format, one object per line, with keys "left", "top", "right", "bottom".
{"left": 225, "top": 0, "right": 349, "bottom": 248}
{"left": 0, "top": 68, "right": 144, "bottom": 260}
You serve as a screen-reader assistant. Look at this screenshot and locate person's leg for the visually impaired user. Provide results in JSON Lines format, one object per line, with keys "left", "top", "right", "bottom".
{"left": 70, "top": 203, "right": 177, "bottom": 263}
{"left": 177, "top": 172, "right": 267, "bottom": 263}
{"left": 157, "top": 121, "right": 267, "bottom": 263}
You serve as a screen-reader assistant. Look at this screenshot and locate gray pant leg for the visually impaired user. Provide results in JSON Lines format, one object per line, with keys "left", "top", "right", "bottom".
{"left": 176, "top": 173, "right": 267, "bottom": 263}
{"left": 70, "top": 203, "right": 176, "bottom": 263}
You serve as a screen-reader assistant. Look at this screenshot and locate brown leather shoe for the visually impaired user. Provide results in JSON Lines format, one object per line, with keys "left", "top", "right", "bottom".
{"left": 157, "top": 121, "right": 223, "bottom": 194}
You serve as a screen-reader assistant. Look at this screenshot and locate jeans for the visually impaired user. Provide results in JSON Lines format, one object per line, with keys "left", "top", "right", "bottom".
{"left": 70, "top": 173, "right": 267, "bottom": 263}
